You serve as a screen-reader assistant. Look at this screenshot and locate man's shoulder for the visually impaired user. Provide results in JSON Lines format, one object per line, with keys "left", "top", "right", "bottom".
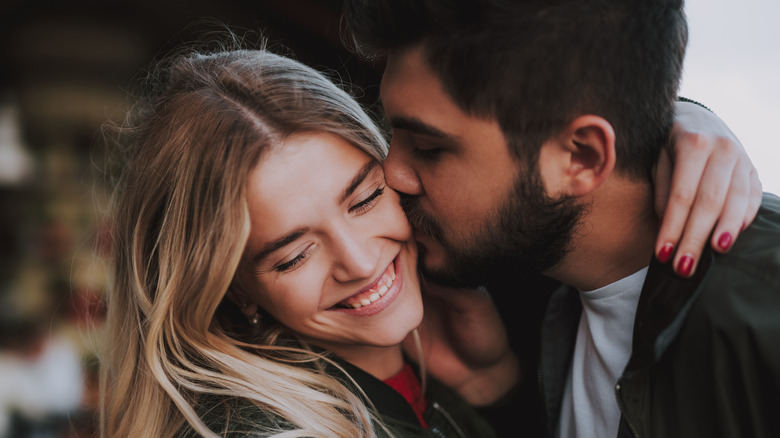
{"left": 733, "top": 192, "right": 780, "bottom": 247}
{"left": 625, "top": 198, "right": 780, "bottom": 437}
{"left": 687, "top": 193, "right": 780, "bottom": 331}
{"left": 710, "top": 192, "right": 780, "bottom": 291}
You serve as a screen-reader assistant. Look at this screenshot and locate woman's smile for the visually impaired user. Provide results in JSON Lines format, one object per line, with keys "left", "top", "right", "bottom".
{"left": 332, "top": 253, "right": 403, "bottom": 316}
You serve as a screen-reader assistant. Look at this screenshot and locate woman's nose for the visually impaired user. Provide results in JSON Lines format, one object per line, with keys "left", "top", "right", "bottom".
{"left": 330, "top": 227, "right": 377, "bottom": 283}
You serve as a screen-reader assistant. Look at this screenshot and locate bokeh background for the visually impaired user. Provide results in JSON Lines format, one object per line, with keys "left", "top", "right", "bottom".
{"left": 680, "top": 0, "right": 780, "bottom": 196}
{"left": 0, "top": 2, "right": 378, "bottom": 437}
{"left": 0, "top": 1, "right": 776, "bottom": 437}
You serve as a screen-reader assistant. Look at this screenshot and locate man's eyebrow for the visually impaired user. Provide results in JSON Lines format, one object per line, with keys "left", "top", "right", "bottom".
{"left": 340, "top": 160, "right": 381, "bottom": 204}
{"left": 388, "top": 116, "right": 452, "bottom": 139}
{"left": 253, "top": 227, "right": 308, "bottom": 265}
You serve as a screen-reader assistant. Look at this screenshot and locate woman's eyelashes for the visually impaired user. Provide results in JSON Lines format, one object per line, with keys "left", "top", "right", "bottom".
{"left": 272, "top": 186, "right": 385, "bottom": 274}
{"left": 349, "top": 186, "right": 385, "bottom": 214}
{"left": 274, "top": 245, "right": 313, "bottom": 273}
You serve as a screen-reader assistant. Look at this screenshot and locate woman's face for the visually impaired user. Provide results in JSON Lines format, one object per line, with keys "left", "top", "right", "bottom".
{"left": 237, "top": 131, "right": 422, "bottom": 357}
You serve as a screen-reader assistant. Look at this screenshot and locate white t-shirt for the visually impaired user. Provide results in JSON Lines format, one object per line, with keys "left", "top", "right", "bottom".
{"left": 556, "top": 266, "right": 648, "bottom": 438}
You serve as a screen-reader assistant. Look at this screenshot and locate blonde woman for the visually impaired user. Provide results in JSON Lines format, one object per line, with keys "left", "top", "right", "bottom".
{"left": 101, "top": 46, "right": 502, "bottom": 438}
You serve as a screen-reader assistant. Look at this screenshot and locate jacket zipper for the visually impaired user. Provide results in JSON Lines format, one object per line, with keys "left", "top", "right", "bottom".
{"left": 538, "top": 365, "right": 548, "bottom": 433}
{"left": 431, "top": 402, "right": 468, "bottom": 438}
{"left": 614, "top": 382, "right": 640, "bottom": 438}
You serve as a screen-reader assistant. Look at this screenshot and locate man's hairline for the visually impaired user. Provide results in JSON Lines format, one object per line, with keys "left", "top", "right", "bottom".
{"left": 380, "top": 42, "right": 608, "bottom": 180}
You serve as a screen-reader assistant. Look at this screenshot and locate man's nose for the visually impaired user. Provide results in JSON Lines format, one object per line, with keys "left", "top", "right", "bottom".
{"left": 384, "top": 143, "right": 423, "bottom": 196}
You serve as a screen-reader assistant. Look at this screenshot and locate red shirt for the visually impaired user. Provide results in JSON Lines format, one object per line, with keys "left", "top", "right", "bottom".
{"left": 383, "top": 363, "right": 429, "bottom": 428}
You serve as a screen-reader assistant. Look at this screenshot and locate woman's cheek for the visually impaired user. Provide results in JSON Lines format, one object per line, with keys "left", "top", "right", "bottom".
{"left": 380, "top": 195, "right": 415, "bottom": 240}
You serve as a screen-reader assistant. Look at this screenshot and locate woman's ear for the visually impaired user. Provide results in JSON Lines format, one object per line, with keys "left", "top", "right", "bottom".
{"left": 539, "top": 115, "right": 616, "bottom": 197}
{"left": 225, "top": 286, "right": 259, "bottom": 318}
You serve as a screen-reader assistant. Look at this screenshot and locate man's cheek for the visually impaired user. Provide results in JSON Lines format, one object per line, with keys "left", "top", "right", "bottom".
{"left": 414, "top": 229, "right": 447, "bottom": 266}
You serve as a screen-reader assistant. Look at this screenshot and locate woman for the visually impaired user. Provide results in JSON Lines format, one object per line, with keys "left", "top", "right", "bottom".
{"left": 101, "top": 42, "right": 760, "bottom": 437}
{"left": 101, "top": 46, "right": 500, "bottom": 437}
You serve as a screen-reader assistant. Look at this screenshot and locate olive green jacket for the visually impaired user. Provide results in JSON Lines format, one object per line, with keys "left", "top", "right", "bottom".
{"left": 540, "top": 193, "right": 780, "bottom": 437}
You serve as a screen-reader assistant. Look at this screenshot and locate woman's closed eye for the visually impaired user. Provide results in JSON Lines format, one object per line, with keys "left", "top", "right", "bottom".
{"left": 274, "top": 245, "right": 314, "bottom": 273}
{"left": 349, "top": 186, "right": 385, "bottom": 214}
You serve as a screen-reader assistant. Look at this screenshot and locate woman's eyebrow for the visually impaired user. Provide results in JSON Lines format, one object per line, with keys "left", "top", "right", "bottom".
{"left": 252, "top": 160, "right": 379, "bottom": 266}
{"left": 253, "top": 227, "right": 309, "bottom": 265}
{"left": 339, "top": 160, "right": 380, "bottom": 203}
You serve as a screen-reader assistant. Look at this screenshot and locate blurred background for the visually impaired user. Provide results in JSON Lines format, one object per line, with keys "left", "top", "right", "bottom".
{"left": 680, "top": 0, "right": 780, "bottom": 196}
{"left": 0, "top": 1, "right": 379, "bottom": 437}
{"left": 0, "top": 1, "right": 776, "bottom": 437}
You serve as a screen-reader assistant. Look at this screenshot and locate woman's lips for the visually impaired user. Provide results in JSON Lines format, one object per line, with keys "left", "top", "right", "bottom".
{"left": 332, "top": 254, "right": 404, "bottom": 316}
{"left": 338, "top": 260, "right": 397, "bottom": 309}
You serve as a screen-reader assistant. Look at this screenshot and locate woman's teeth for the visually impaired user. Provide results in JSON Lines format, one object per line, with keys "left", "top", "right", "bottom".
{"left": 339, "top": 262, "right": 396, "bottom": 309}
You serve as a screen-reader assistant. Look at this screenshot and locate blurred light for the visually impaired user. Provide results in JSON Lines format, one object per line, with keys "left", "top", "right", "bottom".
{"left": 0, "top": 98, "right": 34, "bottom": 186}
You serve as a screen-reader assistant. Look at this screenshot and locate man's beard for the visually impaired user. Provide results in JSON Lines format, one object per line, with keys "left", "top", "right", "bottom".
{"left": 401, "top": 171, "right": 586, "bottom": 288}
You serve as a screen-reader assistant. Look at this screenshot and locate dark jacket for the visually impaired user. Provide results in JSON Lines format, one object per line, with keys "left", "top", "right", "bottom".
{"left": 540, "top": 193, "right": 780, "bottom": 438}
{"left": 340, "top": 359, "right": 498, "bottom": 438}
{"left": 182, "top": 357, "right": 496, "bottom": 438}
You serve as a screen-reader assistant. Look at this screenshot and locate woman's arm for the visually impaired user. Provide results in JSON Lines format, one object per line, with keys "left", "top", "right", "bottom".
{"left": 654, "top": 100, "right": 762, "bottom": 277}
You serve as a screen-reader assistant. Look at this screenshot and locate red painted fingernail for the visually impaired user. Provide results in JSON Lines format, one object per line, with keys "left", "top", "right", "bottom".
{"left": 740, "top": 221, "right": 747, "bottom": 232}
{"left": 677, "top": 254, "right": 694, "bottom": 277}
{"left": 657, "top": 242, "right": 674, "bottom": 263}
{"left": 717, "top": 232, "right": 733, "bottom": 251}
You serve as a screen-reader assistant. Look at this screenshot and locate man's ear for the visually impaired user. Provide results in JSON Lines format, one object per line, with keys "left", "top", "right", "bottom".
{"left": 540, "top": 115, "right": 616, "bottom": 197}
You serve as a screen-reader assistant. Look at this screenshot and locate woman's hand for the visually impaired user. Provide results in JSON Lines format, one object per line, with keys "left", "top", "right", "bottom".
{"left": 402, "top": 281, "right": 520, "bottom": 406}
{"left": 654, "top": 100, "right": 762, "bottom": 277}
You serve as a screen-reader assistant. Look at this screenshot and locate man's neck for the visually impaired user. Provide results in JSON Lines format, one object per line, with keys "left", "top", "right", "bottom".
{"left": 546, "top": 177, "right": 658, "bottom": 291}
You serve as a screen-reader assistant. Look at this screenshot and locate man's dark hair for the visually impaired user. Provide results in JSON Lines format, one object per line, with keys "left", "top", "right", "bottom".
{"left": 344, "top": 0, "right": 688, "bottom": 181}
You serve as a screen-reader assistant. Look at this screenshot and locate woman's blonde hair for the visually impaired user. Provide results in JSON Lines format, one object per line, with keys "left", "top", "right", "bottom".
{"left": 100, "top": 43, "right": 393, "bottom": 438}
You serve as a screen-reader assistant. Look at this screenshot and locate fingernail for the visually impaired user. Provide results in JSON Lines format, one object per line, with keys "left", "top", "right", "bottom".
{"left": 740, "top": 221, "right": 747, "bottom": 232}
{"left": 677, "top": 254, "right": 695, "bottom": 277}
{"left": 717, "top": 232, "right": 733, "bottom": 251}
{"left": 657, "top": 242, "right": 674, "bottom": 263}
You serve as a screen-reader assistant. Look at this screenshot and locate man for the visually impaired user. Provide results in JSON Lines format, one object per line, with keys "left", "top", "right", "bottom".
{"left": 343, "top": 0, "right": 778, "bottom": 437}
